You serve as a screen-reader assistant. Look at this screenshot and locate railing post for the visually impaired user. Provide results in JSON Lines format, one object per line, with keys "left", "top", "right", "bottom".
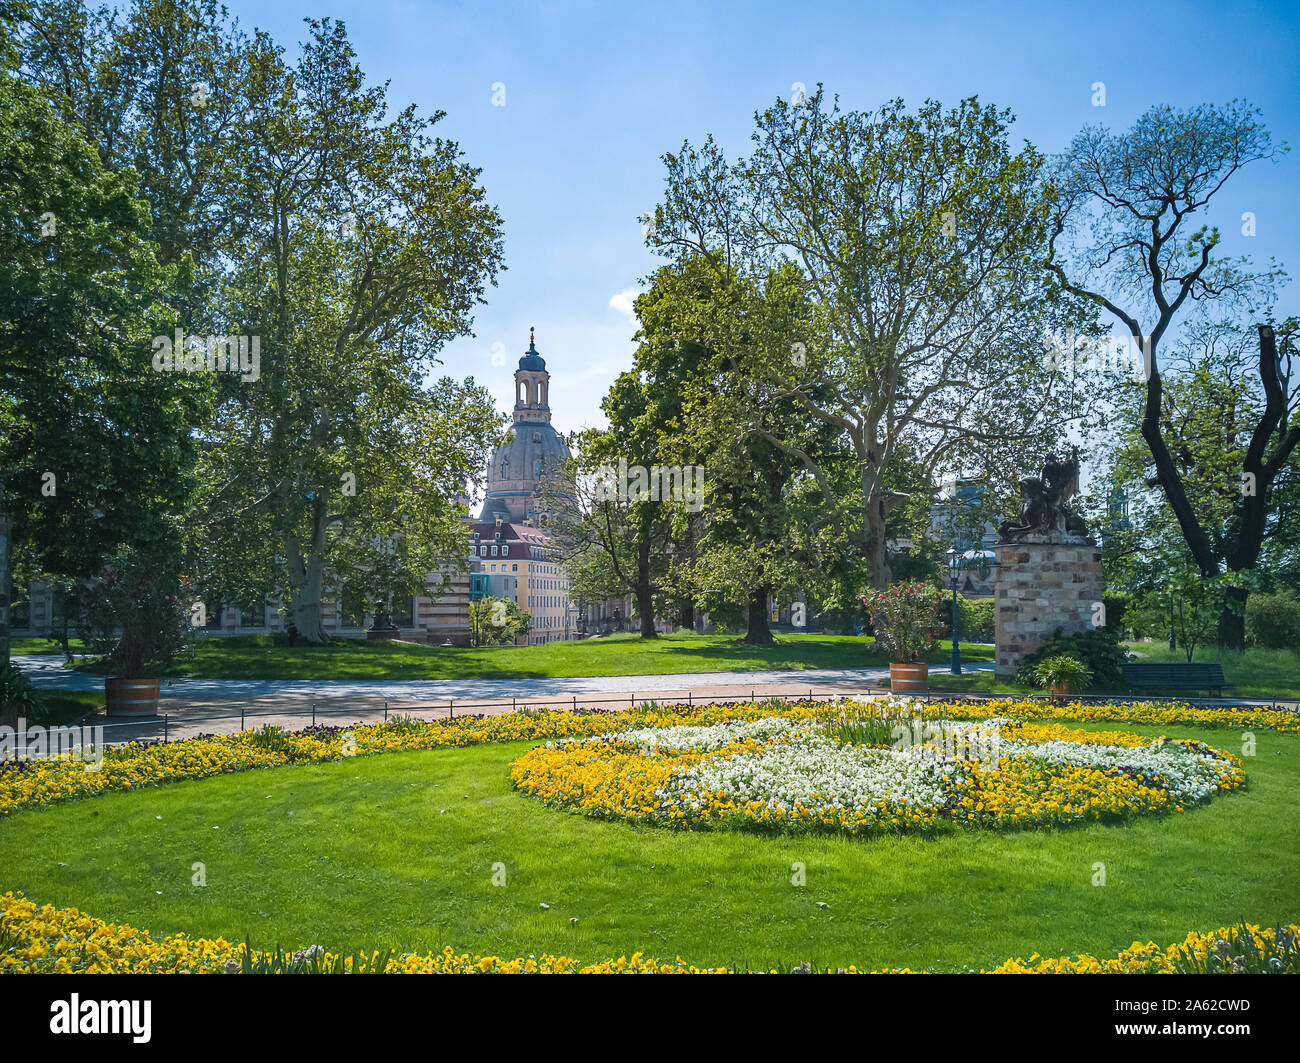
{"left": 449, "top": 699, "right": 454, "bottom": 719}
{"left": 312, "top": 701, "right": 316, "bottom": 727}
{"left": 241, "top": 705, "right": 245, "bottom": 732}
{"left": 163, "top": 714, "right": 169, "bottom": 743}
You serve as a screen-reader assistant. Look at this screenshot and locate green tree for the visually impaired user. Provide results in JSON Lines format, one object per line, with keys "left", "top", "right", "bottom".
{"left": 468, "top": 596, "right": 530, "bottom": 647}
{"left": 0, "top": 8, "right": 206, "bottom": 666}
{"left": 184, "top": 18, "right": 504, "bottom": 641}
{"left": 1048, "top": 102, "right": 1296, "bottom": 648}
{"left": 630, "top": 258, "right": 826, "bottom": 644}
{"left": 648, "top": 90, "right": 1094, "bottom": 589}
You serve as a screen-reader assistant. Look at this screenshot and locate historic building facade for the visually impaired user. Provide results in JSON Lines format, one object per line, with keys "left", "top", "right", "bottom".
{"left": 11, "top": 332, "right": 600, "bottom": 646}
{"left": 478, "top": 329, "right": 572, "bottom": 525}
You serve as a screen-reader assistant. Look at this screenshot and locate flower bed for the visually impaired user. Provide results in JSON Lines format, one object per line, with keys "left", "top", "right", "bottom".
{"left": 509, "top": 714, "right": 1245, "bottom": 834}
{"left": 1, "top": 695, "right": 1288, "bottom": 818}
{"left": 2, "top": 892, "right": 1293, "bottom": 974}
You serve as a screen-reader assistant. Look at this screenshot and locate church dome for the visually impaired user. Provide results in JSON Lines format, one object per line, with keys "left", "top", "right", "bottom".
{"left": 478, "top": 418, "right": 572, "bottom": 521}
{"left": 518, "top": 335, "right": 546, "bottom": 372}
{"left": 478, "top": 327, "right": 572, "bottom": 522}
{"left": 488, "top": 423, "right": 571, "bottom": 483}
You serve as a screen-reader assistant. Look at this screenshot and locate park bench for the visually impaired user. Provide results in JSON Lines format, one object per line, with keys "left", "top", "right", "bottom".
{"left": 1121, "top": 662, "right": 1230, "bottom": 698}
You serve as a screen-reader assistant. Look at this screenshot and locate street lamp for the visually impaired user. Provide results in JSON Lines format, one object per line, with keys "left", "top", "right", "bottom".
{"left": 947, "top": 548, "right": 962, "bottom": 675}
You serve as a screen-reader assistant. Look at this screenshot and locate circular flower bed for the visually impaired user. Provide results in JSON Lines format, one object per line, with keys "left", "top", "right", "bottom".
{"left": 509, "top": 713, "right": 1245, "bottom": 835}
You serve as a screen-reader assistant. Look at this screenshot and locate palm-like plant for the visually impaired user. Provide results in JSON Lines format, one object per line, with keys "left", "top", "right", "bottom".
{"left": 1033, "top": 654, "right": 1092, "bottom": 696}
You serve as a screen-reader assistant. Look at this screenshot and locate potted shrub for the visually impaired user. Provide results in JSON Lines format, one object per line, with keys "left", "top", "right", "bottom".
{"left": 861, "top": 581, "right": 943, "bottom": 692}
{"left": 1033, "top": 654, "right": 1092, "bottom": 698}
{"left": 79, "top": 554, "right": 196, "bottom": 716}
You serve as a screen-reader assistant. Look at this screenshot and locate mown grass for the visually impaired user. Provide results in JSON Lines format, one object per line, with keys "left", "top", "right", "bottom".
{"left": 8, "top": 637, "right": 91, "bottom": 656}
{"left": 58, "top": 631, "right": 994, "bottom": 681}
{"left": 2, "top": 721, "right": 1295, "bottom": 971}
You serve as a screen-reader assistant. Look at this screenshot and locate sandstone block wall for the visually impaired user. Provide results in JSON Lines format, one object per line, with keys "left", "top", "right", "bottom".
{"left": 995, "top": 541, "right": 1104, "bottom": 680}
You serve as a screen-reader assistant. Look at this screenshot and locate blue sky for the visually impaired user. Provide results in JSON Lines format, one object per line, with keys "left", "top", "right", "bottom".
{"left": 219, "top": 0, "right": 1300, "bottom": 435}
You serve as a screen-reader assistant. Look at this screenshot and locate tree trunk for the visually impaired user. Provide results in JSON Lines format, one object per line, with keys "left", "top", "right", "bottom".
{"left": 743, "top": 588, "right": 774, "bottom": 645}
{"left": 635, "top": 582, "right": 656, "bottom": 639}
{"left": 1217, "top": 585, "right": 1248, "bottom": 652}
{"left": 863, "top": 491, "right": 893, "bottom": 589}
{"left": 679, "top": 601, "right": 694, "bottom": 632}
{"left": 284, "top": 497, "right": 331, "bottom": 644}
{"left": 291, "top": 564, "right": 328, "bottom": 644}
{"left": 635, "top": 535, "right": 657, "bottom": 639}
{"left": 0, "top": 510, "right": 11, "bottom": 672}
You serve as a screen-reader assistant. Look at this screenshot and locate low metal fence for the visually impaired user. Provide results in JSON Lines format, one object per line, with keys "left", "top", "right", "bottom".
{"left": 1, "top": 684, "right": 1292, "bottom": 761}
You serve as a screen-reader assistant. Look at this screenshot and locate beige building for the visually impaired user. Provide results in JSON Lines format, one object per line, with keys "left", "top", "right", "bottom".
{"left": 470, "top": 518, "right": 576, "bottom": 644}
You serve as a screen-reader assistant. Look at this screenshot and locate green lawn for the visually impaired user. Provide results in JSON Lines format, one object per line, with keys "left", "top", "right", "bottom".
{"left": 3, "top": 721, "right": 1295, "bottom": 971}
{"left": 8, "top": 637, "right": 90, "bottom": 655}
{"left": 56, "top": 631, "right": 994, "bottom": 681}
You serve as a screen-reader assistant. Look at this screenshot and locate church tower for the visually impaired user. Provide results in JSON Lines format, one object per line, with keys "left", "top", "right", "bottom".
{"left": 513, "top": 328, "right": 552, "bottom": 424}
{"left": 478, "top": 328, "right": 572, "bottom": 523}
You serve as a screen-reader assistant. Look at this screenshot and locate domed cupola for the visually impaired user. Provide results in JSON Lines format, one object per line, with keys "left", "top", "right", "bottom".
{"left": 478, "top": 327, "right": 573, "bottom": 522}
{"left": 513, "top": 327, "right": 551, "bottom": 424}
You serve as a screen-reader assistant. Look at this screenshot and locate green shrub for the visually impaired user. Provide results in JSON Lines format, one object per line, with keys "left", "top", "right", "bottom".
{"left": 1246, "top": 592, "right": 1300, "bottom": 650}
{"left": 1032, "top": 655, "right": 1092, "bottom": 692}
{"left": 958, "top": 598, "right": 995, "bottom": 642}
{"left": 1017, "top": 627, "right": 1128, "bottom": 688}
{"left": 934, "top": 597, "right": 994, "bottom": 642}
{"left": 0, "top": 663, "right": 39, "bottom": 728}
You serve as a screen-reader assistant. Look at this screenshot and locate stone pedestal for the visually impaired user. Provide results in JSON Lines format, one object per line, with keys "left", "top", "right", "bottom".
{"left": 995, "top": 538, "right": 1104, "bottom": 680}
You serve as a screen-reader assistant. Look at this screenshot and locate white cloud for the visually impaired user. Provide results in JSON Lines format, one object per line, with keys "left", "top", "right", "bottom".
{"left": 608, "top": 287, "right": 641, "bottom": 317}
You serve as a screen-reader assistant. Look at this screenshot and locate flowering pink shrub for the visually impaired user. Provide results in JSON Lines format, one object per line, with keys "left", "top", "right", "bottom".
{"left": 79, "top": 554, "right": 198, "bottom": 678}
{"left": 860, "top": 581, "right": 944, "bottom": 663}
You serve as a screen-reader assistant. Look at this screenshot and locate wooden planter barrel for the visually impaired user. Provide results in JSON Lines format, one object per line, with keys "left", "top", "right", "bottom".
{"left": 105, "top": 677, "right": 161, "bottom": 717}
{"left": 889, "top": 662, "right": 930, "bottom": 693}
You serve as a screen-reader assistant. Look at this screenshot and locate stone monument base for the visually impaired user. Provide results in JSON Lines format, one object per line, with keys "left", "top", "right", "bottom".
{"left": 995, "top": 538, "right": 1104, "bottom": 680}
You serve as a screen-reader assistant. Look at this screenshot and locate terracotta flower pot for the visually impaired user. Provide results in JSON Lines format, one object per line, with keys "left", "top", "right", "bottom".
{"left": 105, "top": 677, "right": 161, "bottom": 717}
{"left": 889, "top": 662, "right": 929, "bottom": 692}
{"left": 1049, "top": 682, "right": 1073, "bottom": 697}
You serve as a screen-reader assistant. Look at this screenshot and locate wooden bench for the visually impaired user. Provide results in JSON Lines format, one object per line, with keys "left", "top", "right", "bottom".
{"left": 1121, "top": 662, "right": 1230, "bottom": 697}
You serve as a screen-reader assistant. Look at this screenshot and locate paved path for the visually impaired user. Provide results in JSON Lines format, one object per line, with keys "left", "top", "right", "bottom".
{"left": 16, "top": 653, "right": 971, "bottom": 699}
{"left": 13, "top": 653, "right": 999, "bottom": 745}
{"left": 18, "top": 654, "right": 1292, "bottom": 750}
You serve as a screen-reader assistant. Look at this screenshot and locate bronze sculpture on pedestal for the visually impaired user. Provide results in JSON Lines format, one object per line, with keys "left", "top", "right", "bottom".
{"left": 997, "top": 449, "right": 1093, "bottom": 543}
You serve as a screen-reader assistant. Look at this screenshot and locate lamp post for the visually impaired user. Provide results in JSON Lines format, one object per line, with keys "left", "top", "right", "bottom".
{"left": 947, "top": 548, "right": 962, "bottom": 674}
